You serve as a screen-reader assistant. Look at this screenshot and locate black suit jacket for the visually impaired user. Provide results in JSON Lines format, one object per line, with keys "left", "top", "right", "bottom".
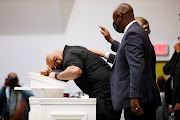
{"left": 163, "top": 51, "right": 180, "bottom": 107}
{"left": 110, "top": 22, "right": 161, "bottom": 110}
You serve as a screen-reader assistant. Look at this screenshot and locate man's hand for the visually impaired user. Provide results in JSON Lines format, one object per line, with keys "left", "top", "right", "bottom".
{"left": 174, "top": 103, "right": 180, "bottom": 111}
{"left": 131, "top": 98, "right": 143, "bottom": 115}
{"left": 40, "top": 67, "right": 51, "bottom": 76}
{"left": 48, "top": 72, "right": 56, "bottom": 79}
{"left": 99, "top": 25, "right": 114, "bottom": 44}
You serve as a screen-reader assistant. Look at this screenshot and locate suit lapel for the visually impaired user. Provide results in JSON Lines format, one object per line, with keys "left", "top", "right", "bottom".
{"left": 112, "top": 22, "right": 138, "bottom": 69}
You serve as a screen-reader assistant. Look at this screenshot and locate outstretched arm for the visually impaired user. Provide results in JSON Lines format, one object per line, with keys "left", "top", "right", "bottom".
{"left": 99, "top": 25, "right": 114, "bottom": 44}
{"left": 87, "top": 49, "right": 105, "bottom": 57}
{"left": 99, "top": 25, "right": 120, "bottom": 52}
{"left": 87, "top": 49, "right": 115, "bottom": 64}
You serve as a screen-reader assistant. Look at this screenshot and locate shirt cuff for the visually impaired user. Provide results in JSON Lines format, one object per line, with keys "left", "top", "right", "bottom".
{"left": 104, "top": 52, "right": 110, "bottom": 59}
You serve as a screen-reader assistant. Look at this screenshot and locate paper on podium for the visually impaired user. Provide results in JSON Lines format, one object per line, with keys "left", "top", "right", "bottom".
{"left": 29, "top": 72, "right": 67, "bottom": 89}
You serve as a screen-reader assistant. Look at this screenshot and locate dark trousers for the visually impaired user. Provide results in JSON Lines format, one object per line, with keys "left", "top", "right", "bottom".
{"left": 96, "top": 97, "right": 121, "bottom": 120}
{"left": 175, "top": 117, "right": 180, "bottom": 120}
{"left": 175, "top": 110, "right": 180, "bottom": 120}
{"left": 124, "top": 103, "right": 156, "bottom": 120}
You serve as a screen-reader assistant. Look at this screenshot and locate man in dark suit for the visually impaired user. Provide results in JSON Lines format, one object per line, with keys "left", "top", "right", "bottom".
{"left": 99, "top": 3, "right": 161, "bottom": 120}
{"left": 163, "top": 40, "right": 180, "bottom": 120}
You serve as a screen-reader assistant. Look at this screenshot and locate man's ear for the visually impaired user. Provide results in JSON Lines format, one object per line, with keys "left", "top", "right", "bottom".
{"left": 117, "top": 13, "right": 122, "bottom": 22}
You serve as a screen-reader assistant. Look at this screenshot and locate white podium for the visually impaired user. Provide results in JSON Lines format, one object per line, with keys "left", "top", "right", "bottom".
{"left": 29, "top": 97, "right": 96, "bottom": 120}
{"left": 15, "top": 72, "right": 96, "bottom": 120}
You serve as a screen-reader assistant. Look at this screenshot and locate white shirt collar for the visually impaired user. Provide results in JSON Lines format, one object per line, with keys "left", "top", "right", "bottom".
{"left": 124, "top": 20, "right": 136, "bottom": 33}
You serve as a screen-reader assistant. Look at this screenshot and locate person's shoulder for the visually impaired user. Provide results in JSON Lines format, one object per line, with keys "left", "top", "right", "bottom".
{"left": 65, "top": 45, "right": 86, "bottom": 52}
{"left": 130, "top": 22, "right": 144, "bottom": 32}
{"left": 64, "top": 45, "right": 87, "bottom": 59}
{"left": 127, "top": 24, "right": 147, "bottom": 39}
{"left": 64, "top": 45, "right": 78, "bottom": 54}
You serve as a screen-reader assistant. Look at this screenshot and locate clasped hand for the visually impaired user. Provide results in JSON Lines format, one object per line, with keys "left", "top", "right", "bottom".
{"left": 131, "top": 98, "right": 143, "bottom": 115}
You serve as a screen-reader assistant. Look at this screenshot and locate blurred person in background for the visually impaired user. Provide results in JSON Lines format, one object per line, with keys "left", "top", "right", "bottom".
{"left": 0, "top": 73, "right": 34, "bottom": 120}
{"left": 156, "top": 76, "right": 169, "bottom": 120}
{"left": 163, "top": 36, "right": 180, "bottom": 120}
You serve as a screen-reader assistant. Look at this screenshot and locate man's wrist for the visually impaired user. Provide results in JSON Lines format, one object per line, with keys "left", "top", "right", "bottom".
{"left": 104, "top": 52, "right": 110, "bottom": 59}
{"left": 109, "top": 38, "right": 114, "bottom": 44}
{"left": 55, "top": 72, "right": 60, "bottom": 80}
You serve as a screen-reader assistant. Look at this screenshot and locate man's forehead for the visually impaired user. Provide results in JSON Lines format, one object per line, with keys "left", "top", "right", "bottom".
{"left": 113, "top": 10, "right": 119, "bottom": 19}
{"left": 47, "top": 62, "right": 54, "bottom": 70}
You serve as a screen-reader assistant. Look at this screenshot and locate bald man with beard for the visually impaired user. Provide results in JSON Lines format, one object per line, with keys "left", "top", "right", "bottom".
{"left": 46, "top": 45, "right": 121, "bottom": 120}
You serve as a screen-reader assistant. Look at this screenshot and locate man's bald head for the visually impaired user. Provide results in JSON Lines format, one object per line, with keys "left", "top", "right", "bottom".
{"left": 46, "top": 50, "right": 63, "bottom": 70}
{"left": 116, "top": 3, "right": 133, "bottom": 15}
{"left": 7, "top": 72, "right": 19, "bottom": 87}
{"left": 113, "top": 3, "right": 134, "bottom": 33}
{"left": 46, "top": 51, "right": 57, "bottom": 68}
{"left": 8, "top": 72, "right": 18, "bottom": 79}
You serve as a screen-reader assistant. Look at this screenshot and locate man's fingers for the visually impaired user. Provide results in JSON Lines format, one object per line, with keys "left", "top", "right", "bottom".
{"left": 48, "top": 72, "right": 56, "bottom": 79}
{"left": 136, "top": 106, "right": 143, "bottom": 115}
{"left": 131, "top": 106, "right": 143, "bottom": 115}
{"left": 137, "top": 105, "right": 143, "bottom": 112}
{"left": 99, "top": 25, "right": 104, "bottom": 30}
{"left": 99, "top": 25, "right": 110, "bottom": 37}
{"left": 99, "top": 25, "right": 107, "bottom": 32}
{"left": 100, "top": 30, "right": 109, "bottom": 37}
{"left": 100, "top": 30, "right": 105, "bottom": 36}
{"left": 131, "top": 107, "right": 136, "bottom": 114}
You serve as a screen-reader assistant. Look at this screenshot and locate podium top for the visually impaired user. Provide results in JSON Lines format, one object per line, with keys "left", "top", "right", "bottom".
{"left": 29, "top": 72, "right": 67, "bottom": 89}
{"left": 15, "top": 72, "right": 67, "bottom": 91}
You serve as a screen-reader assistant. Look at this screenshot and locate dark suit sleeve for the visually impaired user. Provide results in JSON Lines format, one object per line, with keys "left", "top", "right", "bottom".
{"left": 152, "top": 46, "right": 157, "bottom": 83}
{"left": 107, "top": 53, "right": 115, "bottom": 64}
{"left": 111, "top": 40, "right": 120, "bottom": 52}
{"left": 124, "top": 31, "right": 145, "bottom": 98}
{"left": 177, "top": 97, "right": 180, "bottom": 103}
{"left": 163, "top": 51, "right": 178, "bottom": 75}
